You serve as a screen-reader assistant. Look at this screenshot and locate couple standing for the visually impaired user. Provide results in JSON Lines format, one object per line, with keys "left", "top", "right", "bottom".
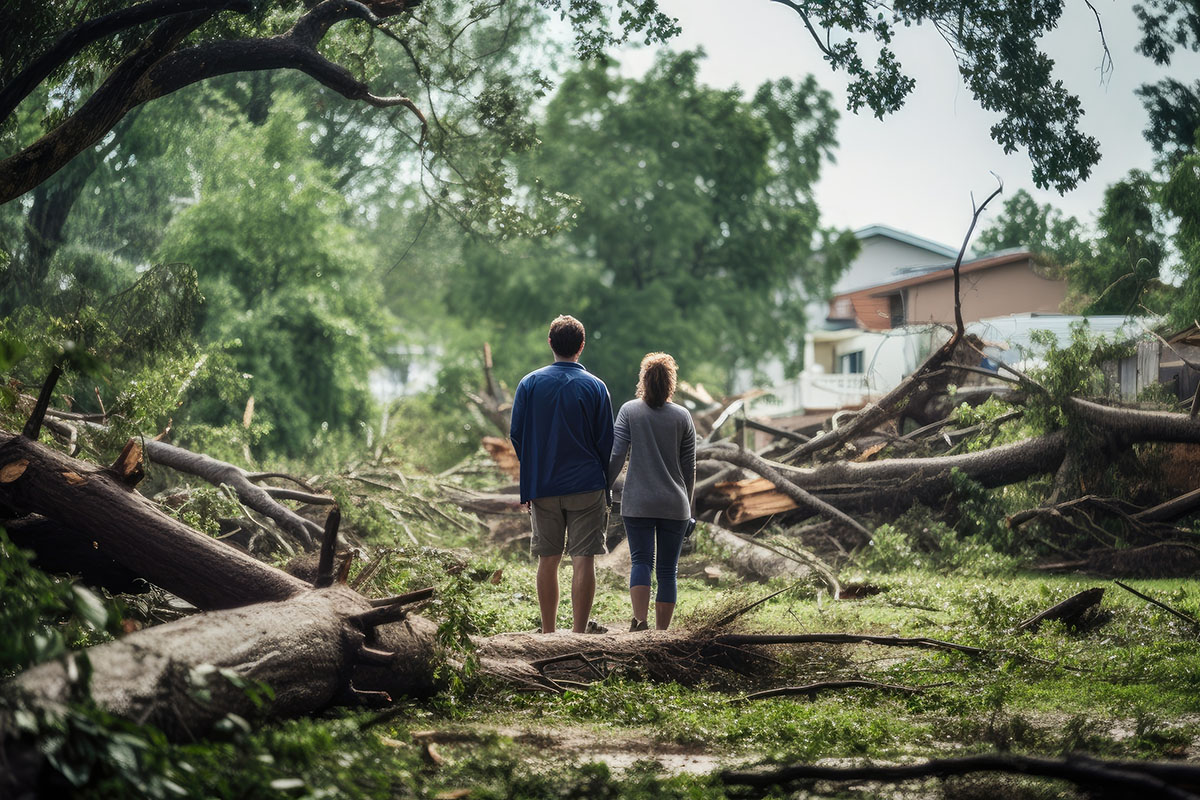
{"left": 509, "top": 315, "right": 697, "bottom": 634}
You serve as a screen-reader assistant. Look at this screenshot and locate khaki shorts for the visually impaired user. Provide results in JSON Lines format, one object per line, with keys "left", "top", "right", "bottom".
{"left": 529, "top": 490, "right": 608, "bottom": 557}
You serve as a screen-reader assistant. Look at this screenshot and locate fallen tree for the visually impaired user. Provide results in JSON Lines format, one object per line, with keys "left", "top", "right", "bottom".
{"left": 0, "top": 420, "right": 992, "bottom": 765}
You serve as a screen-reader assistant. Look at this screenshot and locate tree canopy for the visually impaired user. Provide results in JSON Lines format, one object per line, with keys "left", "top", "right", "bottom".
{"left": 450, "top": 51, "right": 856, "bottom": 396}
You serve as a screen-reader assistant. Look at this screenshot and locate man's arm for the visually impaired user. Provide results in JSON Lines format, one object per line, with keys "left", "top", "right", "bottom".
{"left": 509, "top": 380, "right": 527, "bottom": 462}
{"left": 606, "top": 403, "right": 630, "bottom": 490}
{"left": 594, "top": 386, "right": 615, "bottom": 467}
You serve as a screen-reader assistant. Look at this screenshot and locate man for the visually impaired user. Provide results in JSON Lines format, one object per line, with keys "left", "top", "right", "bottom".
{"left": 509, "top": 315, "right": 614, "bottom": 634}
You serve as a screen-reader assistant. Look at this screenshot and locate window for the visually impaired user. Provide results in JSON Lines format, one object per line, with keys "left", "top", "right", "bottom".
{"left": 888, "top": 293, "right": 905, "bottom": 328}
{"left": 838, "top": 350, "right": 863, "bottom": 374}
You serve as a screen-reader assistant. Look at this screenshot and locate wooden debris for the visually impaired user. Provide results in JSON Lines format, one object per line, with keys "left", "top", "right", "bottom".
{"left": 0, "top": 459, "right": 29, "bottom": 482}
{"left": 480, "top": 436, "right": 519, "bottom": 480}
{"left": 713, "top": 477, "right": 798, "bottom": 524}
{"left": 1016, "top": 587, "right": 1106, "bottom": 632}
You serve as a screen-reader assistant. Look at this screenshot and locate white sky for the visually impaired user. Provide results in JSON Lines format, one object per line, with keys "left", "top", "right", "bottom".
{"left": 617, "top": 0, "right": 1198, "bottom": 251}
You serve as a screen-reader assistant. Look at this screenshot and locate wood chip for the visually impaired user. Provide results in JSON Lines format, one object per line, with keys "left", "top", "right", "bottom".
{"left": 0, "top": 459, "right": 29, "bottom": 482}
{"left": 62, "top": 470, "right": 86, "bottom": 485}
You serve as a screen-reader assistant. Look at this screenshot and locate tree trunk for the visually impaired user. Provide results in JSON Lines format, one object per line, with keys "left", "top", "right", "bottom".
{"left": 0, "top": 431, "right": 307, "bottom": 610}
{"left": 11, "top": 586, "right": 440, "bottom": 739}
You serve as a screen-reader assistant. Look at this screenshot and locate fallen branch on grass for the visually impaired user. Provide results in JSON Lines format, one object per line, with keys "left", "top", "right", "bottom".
{"left": 721, "top": 753, "right": 1200, "bottom": 799}
{"left": 1114, "top": 580, "right": 1200, "bottom": 631}
{"left": 1015, "top": 587, "right": 1105, "bottom": 633}
{"left": 743, "top": 679, "right": 948, "bottom": 701}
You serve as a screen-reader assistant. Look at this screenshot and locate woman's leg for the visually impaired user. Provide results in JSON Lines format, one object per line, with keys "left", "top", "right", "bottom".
{"left": 623, "top": 517, "right": 655, "bottom": 625}
{"left": 653, "top": 518, "right": 687, "bottom": 630}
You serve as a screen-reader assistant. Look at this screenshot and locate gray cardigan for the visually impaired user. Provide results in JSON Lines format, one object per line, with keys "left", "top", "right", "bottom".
{"left": 607, "top": 399, "right": 696, "bottom": 520}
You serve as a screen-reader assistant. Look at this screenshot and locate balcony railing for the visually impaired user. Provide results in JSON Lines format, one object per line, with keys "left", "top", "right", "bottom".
{"left": 751, "top": 371, "right": 871, "bottom": 416}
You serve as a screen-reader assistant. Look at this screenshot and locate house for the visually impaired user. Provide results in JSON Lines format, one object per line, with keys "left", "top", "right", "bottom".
{"left": 749, "top": 231, "right": 1073, "bottom": 419}
{"left": 827, "top": 248, "right": 1067, "bottom": 332}
{"left": 738, "top": 224, "right": 960, "bottom": 401}
{"left": 831, "top": 224, "right": 960, "bottom": 296}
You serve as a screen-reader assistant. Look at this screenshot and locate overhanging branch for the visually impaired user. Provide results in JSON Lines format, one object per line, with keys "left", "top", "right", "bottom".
{"left": 0, "top": 0, "right": 424, "bottom": 205}
{"left": 0, "top": 0, "right": 253, "bottom": 124}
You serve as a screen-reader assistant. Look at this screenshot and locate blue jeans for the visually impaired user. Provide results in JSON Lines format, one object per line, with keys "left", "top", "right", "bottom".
{"left": 623, "top": 516, "right": 687, "bottom": 603}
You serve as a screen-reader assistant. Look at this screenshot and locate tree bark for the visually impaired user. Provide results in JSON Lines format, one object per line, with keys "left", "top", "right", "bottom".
{"left": 11, "top": 585, "right": 439, "bottom": 739}
{"left": 0, "top": 431, "right": 308, "bottom": 610}
{"left": 140, "top": 436, "right": 325, "bottom": 548}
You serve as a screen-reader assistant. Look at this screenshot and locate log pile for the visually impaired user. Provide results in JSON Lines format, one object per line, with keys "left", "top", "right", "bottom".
{"left": 710, "top": 477, "right": 797, "bottom": 525}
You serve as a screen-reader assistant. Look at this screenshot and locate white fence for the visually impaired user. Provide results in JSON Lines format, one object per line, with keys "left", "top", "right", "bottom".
{"left": 750, "top": 371, "right": 871, "bottom": 417}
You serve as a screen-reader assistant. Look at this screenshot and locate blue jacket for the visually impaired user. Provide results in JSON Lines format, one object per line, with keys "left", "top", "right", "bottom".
{"left": 509, "top": 361, "right": 614, "bottom": 503}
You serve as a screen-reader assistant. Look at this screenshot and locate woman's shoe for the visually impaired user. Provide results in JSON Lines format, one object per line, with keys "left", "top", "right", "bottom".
{"left": 629, "top": 618, "right": 649, "bottom": 632}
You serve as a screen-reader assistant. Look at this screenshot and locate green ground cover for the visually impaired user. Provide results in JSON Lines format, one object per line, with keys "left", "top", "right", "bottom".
{"left": 59, "top": 521, "right": 1193, "bottom": 800}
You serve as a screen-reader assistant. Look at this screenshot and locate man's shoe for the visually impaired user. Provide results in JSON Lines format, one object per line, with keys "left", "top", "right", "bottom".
{"left": 584, "top": 619, "right": 609, "bottom": 634}
{"left": 629, "top": 618, "right": 649, "bottom": 632}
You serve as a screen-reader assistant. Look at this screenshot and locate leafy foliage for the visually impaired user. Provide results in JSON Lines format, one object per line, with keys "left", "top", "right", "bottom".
{"left": 1025, "top": 324, "right": 1132, "bottom": 431}
{"left": 1071, "top": 172, "right": 1168, "bottom": 316}
{"left": 1160, "top": 128, "right": 1200, "bottom": 329}
{"left": 0, "top": 530, "right": 115, "bottom": 677}
{"left": 974, "top": 189, "right": 1093, "bottom": 268}
{"left": 774, "top": 1, "right": 1102, "bottom": 191}
{"left": 155, "top": 94, "right": 395, "bottom": 455}
{"left": 860, "top": 503, "right": 1016, "bottom": 575}
{"left": 452, "top": 50, "right": 855, "bottom": 396}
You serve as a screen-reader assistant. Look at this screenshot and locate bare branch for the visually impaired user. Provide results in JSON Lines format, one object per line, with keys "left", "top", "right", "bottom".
{"left": 768, "top": 0, "right": 834, "bottom": 58}
{"left": 22, "top": 362, "right": 63, "bottom": 441}
{"left": 314, "top": 506, "right": 341, "bottom": 588}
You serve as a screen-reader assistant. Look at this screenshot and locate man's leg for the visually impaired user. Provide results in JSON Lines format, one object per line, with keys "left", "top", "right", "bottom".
{"left": 570, "top": 555, "right": 595, "bottom": 633}
{"left": 530, "top": 496, "right": 568, "bottom": 634}
{"left": 536, "top": 554, "right": 562, "bottom": 633}
{"left": 562, "top": 490, "right": 607, "bottom": 632}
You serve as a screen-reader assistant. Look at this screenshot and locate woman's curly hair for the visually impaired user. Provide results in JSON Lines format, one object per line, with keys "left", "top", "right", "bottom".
{"left": 637, "top": 352, "right": 677, "bottom": 409}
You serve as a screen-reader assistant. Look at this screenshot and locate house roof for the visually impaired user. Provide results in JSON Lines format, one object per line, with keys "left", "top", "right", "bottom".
{"left": 854, "top": 224, "right": 959, "bottom": 260}
{"left": 847, "top": 249, "right": 1035, "bottom": 298}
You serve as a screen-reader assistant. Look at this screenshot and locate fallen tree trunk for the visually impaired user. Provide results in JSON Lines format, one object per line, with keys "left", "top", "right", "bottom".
{"left": 701, "top": 402, "right": 1200, "bottom": 519}
{"left": 704, "top": 523, "right": 826, "bottom": 587}
{"left": 40, "top": 409, "right": 331, "bottom": 549}
{"left": 10, "top": 585, "right": 441, "bottom": 739}
{"left": 0, "top": 431, "right": 308, "bottom": 610}
{"left": 3, "top": 515, "right": 148, "bottom": 595}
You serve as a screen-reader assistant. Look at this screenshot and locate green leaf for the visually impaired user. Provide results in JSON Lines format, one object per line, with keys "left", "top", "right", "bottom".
{"left": 72, "top": 585, "right": 110, "bottom": 630}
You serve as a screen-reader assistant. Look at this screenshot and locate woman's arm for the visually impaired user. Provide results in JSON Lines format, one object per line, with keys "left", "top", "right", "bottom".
{"left": 680, "top": 413, "right": 697, "bottom": 504}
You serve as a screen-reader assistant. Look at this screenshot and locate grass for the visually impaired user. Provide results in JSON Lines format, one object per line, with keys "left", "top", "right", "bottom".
{"left": 20, "top": 500, "right": 1200, "bottom": 798}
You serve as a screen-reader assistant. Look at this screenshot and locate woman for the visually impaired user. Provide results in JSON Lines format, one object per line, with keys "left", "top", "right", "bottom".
{"left": 607, "top": 352, "right": 696, "bottom": 631}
